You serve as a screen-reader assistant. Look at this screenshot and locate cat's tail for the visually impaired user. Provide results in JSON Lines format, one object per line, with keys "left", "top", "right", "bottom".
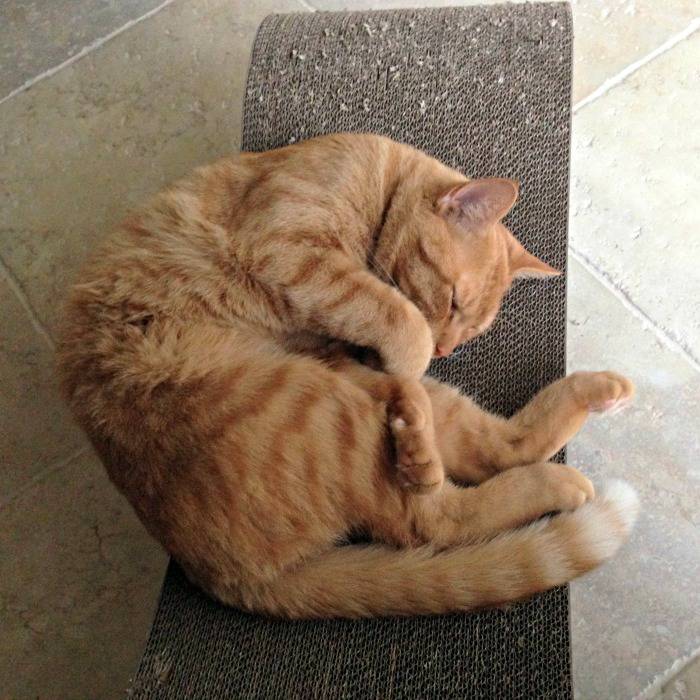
{"left": 226, "top": 480, "right": 639, "bottom": 619}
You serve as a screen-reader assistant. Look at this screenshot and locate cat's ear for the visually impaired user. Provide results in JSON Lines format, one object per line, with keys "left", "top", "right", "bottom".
{"left": 511, "top": 250, "right": 561, "bottom": 279}
{"left": 505, "top": 228, "right": 561, "bottom": 279}
{"left": 437, "top": 178, "right": 519, "bottom": 230}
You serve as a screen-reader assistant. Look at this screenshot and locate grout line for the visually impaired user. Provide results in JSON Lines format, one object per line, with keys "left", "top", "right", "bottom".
{"left": 0, "top": 254, "right": 55, "bottom": 351}
{"left": 0, "top": 446, "right": 90, "bottom": 511}
{"left": 634, "top": 644, "right": 700, "bottom": 700}
{"left": 573, "top": 17, "right": 700, "bottom": 114}
{"left": 569, "top": 245, "right": 700, "bottom": 374}
{"left": 0, "top": 0, "right": 176, "bottom": 107}
{"left": 296, "top": 0, "right": 318, "bottom": 11}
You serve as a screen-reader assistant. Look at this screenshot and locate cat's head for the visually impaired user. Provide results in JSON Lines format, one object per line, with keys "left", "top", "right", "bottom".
{"left": 389, "top": 177, "right": 559, "bottom": 357}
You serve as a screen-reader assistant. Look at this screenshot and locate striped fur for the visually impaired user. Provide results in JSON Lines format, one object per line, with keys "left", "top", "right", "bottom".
{"left": 58, "top": 134, "right": 638, "bottom": 618}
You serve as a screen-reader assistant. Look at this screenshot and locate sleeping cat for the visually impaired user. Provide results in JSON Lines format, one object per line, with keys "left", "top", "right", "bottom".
{"left": 57, "top": 133, "right": 638, "bottom": 618}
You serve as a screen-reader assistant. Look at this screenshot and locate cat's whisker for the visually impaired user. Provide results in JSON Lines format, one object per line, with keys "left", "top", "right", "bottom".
{"left": 368, "top": 254, "right": 399, "bottom": 289}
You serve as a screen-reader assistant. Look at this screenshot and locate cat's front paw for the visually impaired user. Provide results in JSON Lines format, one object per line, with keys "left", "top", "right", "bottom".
{"left": 383, "top": 305, "right": 433, "bottom": 379}
{"left": 389, "top": 395, "right": 444, "bottom": 495}
{"left": 571, "top": 371, "right": 635, "bottom": 415}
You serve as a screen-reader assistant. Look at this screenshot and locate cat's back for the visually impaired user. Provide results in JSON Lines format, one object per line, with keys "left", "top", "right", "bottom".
{"left": 78, "top": 132, "right": 392, "bottom": 276}
{"left": 59, "top": 132, "right": 408, "bottom": 352}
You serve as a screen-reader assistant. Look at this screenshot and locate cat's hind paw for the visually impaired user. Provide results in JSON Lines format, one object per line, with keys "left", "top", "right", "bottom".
{"left": 390, "top": 406, "right": 444, "bottom": 495}
{"left": 572, "top": 371, "right": 635, "bottom": 415}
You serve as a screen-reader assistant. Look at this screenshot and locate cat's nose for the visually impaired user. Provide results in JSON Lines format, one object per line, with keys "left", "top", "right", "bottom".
{"left": 434, "top": 344, "right": 447, "bottom": 357}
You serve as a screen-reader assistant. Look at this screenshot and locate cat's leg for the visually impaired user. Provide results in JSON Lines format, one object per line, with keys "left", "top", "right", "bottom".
{"left": 408, "top": 463, "right": 594, "bottom": 547}
{"left": 328, "top": 358, "right": 444, "bottom": 494}
{"left": 255, "top": 247, "right": 434, "bottom": 378}
{"left": 423, "top": 371, "right": 634, "bottom": 483}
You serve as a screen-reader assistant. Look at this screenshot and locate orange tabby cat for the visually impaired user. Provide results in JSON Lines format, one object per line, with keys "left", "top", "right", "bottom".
{"left": 58, "top": 133, "right": 638, "bottom": 618}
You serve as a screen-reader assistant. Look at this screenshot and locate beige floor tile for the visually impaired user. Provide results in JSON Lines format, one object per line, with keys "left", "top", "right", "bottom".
{"left": 570, "top": 31, "right": 700, "bottom": 362}
{"left": 567, "top": 259, "right": 700, "bottom": 699}
{"left": 655, "top": 652, "right": 700, "bottom": 700}
{"left": 0, "top": 0, "right": 303, "bottom": 338}
{"left": 0, "top": 273, "right": 85, "bottom": 499}
{"left": 0, "top": 449, "right": 167, "bottom": 699}
{"left": 569, "top": 0, "right": 698, "bottom": 101}
{"left": 305, "top": 0, "right": 698, "bottom": 101}
{"left": 0, "top": 0, "right": 165, "bottom": 101}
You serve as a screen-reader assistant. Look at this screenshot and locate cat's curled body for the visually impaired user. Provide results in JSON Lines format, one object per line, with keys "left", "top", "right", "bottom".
{"left": 58, "top": 134, "right": 638, "bottom": 618}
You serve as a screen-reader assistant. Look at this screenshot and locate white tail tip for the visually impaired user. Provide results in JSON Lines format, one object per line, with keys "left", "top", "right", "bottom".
{"left": 599, "top": 478, "right": 640, "bottom": 531}
{"left": 567, "top": 479, "right": 640, "bottom": 564}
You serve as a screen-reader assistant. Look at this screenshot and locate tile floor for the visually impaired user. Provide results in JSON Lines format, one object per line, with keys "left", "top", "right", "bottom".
{"left": 1, "top": 1, "right": 698, "bottom": 698}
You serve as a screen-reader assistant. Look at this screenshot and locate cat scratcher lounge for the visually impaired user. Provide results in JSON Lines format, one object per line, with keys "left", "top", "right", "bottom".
{"left": 128, "top": 4, "right": 577, "bottom": 697}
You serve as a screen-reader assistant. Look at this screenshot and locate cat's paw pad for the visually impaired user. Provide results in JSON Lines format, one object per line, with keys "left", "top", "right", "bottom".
{"left": 390, "top": 410, "right": 444, "bottom": 495}
{"left": 573, "top": 371, "right": 635, "bottom": 414}
{"left": 596, "top": 396, "right": 632, "bottom": 415}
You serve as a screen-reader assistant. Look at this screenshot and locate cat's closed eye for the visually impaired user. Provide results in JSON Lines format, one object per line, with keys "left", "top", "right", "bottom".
{"left": 449, "top": 287, "right": 459, "bottom": 318}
